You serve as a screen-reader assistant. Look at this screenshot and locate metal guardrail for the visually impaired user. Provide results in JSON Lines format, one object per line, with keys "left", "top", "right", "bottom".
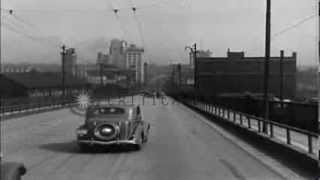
{"left": 0, "top": 93, "right": 140, "bottom": 117}
{"left": 181, "top": 98, "right": 318, "bottom": 158}
{"left": 0, "top": 99, "right": 75, "bottom": 117}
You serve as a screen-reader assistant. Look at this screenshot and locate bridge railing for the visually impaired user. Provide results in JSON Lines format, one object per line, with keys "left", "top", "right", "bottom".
{"left": 0, "top": 97, "right": 76, "bottom": 117}
{"left": 179, "top": 98, "right": 318, "bottom": 159}
{"left": 0, "top": 93, "right": 139, "bottom": 117}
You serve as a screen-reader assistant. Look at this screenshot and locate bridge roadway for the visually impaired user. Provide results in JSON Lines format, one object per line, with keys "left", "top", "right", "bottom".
{"left": 1, "top": 96, "right": 306, "bottom": 180}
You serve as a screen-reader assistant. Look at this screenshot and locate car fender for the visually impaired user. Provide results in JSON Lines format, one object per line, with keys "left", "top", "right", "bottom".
{"left": 132, "top": 122, "right": 144, "bottom": 139}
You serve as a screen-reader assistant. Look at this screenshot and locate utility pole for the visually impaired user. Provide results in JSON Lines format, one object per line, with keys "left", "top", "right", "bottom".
{"left": 61, "top": 45, "right": 66, "bottom": 97}
{"left": 177, "top": 63, "right": 182, "bottom": 87}
{"left": 193, "top": 43, "right": 198, "bottom": 90}
{"left": 189, "top": 51, "right": 193, "bottom": 67}
{"left": 144, "top": 62, "right": 148, "bottom": 87}
{"left": 280, "top": 50, "right": 284, "bottom": 108}
{"left": 0, "top": 9, "right": 2, "bottom": 75}
{"left": 99, "top": 63, "right": 103, "bottom": 87}
{"left": 171, "top": 65, "right": 175, "bottom": 87}
{"left": 318, "top": 0, "right": 320, "bottom": 167}
{"left": 263, "top": 0, "right": 271, "bottom": 133}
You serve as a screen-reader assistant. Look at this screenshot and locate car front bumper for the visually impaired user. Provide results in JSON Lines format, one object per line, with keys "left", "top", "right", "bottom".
{"left": 77, "top": 139, "right": 138, "bottom": 146}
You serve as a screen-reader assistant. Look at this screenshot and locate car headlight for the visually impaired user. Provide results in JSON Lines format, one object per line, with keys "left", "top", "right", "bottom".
{"left": 77, "top": 128, "right": 88, "bottom": 136}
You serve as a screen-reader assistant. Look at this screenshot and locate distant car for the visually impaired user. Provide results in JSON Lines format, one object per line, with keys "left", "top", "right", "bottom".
{"left": 1, "top": 162, "right": 26, "bottom": 180}
{"left": 76, "top": 104, "right": 150, "bottom": 151}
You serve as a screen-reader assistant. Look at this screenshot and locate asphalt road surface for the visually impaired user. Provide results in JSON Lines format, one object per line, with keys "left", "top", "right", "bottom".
{"left": 2, "top": 96, "right": 298, "bottom": 180}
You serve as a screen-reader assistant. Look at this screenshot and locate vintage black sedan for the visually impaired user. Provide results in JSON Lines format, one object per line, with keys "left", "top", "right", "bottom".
{"left": 76, "top": 104, "right": 150, "bottom": 151}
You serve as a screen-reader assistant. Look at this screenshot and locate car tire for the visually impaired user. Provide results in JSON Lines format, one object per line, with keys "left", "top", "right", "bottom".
{"left": 134, "top": 143, "right": 142, "bottom": 151}
{"left": 78, "top": 144, "right": 91, "bottom": 152}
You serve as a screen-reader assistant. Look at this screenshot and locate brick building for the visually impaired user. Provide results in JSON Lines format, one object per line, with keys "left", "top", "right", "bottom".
{"left": 126, "top": 44, "right": 144, "bottom": 84}
{"left": 197, "top": 50, "right": 297, "bottom": 98}
{"left": 96, "top": 39, "right": 145, "bottom": 86}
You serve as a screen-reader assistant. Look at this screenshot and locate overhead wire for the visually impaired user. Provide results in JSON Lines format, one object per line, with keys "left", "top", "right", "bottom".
{"left": 2, "top": 14, "right": 36, "bottom": 35}
{"left": 2, "top": 0, "right": 191, "bottom": 65}
{"left": 0, "top": 0, "right": 175, "bottom": 16}
{"left": 2, "top": 9, "right": 63, "bottom": 48}
{"left": 131, "top": 8, "right": 145, "bottom": 47}
{"left": 128, "top": 0, "right": 177, "bottom": 11}
{"left": 106, "top": 0, "right": 131, "bottom": 41}
{"left": 11, "top": 14, "right": 35, "bottom": 28}
{"left": 128, "top": 0, "right": 192, "bottom": 64}
{"left": 244, "top": 12, "right": 316, "bottom": 58}
{"left": 1, "top": 8, "right": 114, "bottom": 15}
{"left": 272, "top": 14, "right": 316, "bottom": 40}
{"left": 2, "top": 21, "right": 60, "bottom": 48}
{"left": 2, "top": 10, "right": 37, "bottom": 28}
{"left": 127, "top": 0, "right": 151, "bottom": 64}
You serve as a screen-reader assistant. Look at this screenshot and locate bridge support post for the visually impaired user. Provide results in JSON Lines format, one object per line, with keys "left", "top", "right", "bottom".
{"left": 227, "top": 109, "right": 230, "bottom": 120}
{"left": 222, "top": 108, "right": 225, "bottom": 118}
{"left": 258, "top": 121, "right": 261, "bottom": 132}
{"left": 307, "top": 135, "right": 313, "bottom": 154}
{"left": 286, "top": 128, "right": 291, "bottom": 145}
{"left": 248, "top": 117, "right": 251, "bottom": 129}
{"left": 270, "top": 124, "right": 274, "bottom": 138}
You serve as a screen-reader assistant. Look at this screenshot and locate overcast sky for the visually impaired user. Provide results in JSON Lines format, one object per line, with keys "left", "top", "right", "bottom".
{"left": 1, "top": 0, "right": 318, "bottom": 66}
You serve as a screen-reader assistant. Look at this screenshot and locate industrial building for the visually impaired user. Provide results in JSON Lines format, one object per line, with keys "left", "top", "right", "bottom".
{"left": 196, "top": 50, "right": 297, "bottom": 98}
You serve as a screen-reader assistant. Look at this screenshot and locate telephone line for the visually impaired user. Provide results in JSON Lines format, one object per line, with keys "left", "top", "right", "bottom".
{"left": 272, "top": 14, "right": 316, "bottom": 39}
{"left": 0, "top": 0, "right": 175, "bottom": 15}
{"left": 3, "top": 22, "right": 60, "bottom": 48}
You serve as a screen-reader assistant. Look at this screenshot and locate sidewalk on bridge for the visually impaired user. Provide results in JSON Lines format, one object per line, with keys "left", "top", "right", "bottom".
{"left": 192, "top": 101, "right": 319, "bottom": 159}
